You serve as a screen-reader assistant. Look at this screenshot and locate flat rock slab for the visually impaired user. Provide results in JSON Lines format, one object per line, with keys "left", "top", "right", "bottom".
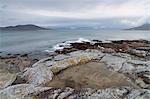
{"left": 48, "top": 62, "right": 134, "bottom": 89}
{"left": 23, "top": 66, "right": 53, "bottom": 86}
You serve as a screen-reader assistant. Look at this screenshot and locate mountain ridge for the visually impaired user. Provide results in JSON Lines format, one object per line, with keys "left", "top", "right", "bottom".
{"left": 0, "top": 24, "right": 51, "bottom": 31}
{"left": 125, "top": 23, "right": 150, "bottom": 30}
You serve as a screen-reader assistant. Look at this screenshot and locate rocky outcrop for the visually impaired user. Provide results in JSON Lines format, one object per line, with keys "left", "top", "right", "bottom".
{"left": 0, "top": 40, "right": 150, "bottom": 98}
{"left": 55, "top": 40, "right": 150, "bottom": 54}
{"left": 22, "top": 48, "right": 150, "bottom": 89}
{"left": 22, "top": 50, "right": 105, "bottom": 86}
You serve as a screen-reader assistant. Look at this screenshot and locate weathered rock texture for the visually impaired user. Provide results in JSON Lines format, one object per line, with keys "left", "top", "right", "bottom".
{"left": 0, "top": 63, "right": 17, "bottom": 89}
{"left": 0, "top": 40, "right": 150, "bottom": 98}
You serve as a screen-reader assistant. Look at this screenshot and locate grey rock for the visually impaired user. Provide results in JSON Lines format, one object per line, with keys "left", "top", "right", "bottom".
{"left": 22, "top": 66, "right": 53, "bottom": 86}
{"left": 0, "top": 64, "right": 17, "bottom": 89}
{"left": 0, "top": 84, "right": 52, "bottom": 99}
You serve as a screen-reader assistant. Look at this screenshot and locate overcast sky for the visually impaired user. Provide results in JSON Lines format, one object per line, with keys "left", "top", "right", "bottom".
{"left": 0, "top": 0, "right": 150, "bottom": 28}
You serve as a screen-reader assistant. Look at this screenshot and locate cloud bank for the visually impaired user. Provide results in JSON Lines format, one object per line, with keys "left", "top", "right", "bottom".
{"left": 1, "top": 0, "right": 150, "bottom": 28}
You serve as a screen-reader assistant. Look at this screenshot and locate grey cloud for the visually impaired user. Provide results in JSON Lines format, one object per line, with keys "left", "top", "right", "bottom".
{"left": 1, "top": 0, "right": 131, "bottom": 11}
{"left": 1, "top": 0, "right": 149, "bottom": 27}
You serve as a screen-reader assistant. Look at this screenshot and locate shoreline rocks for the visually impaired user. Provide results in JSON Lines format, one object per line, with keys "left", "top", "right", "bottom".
{"left": 0, "top": 39, "right": 150, "bottom": 98}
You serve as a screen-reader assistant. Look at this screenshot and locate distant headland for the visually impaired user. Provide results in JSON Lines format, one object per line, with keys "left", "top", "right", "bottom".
{"left": 0, "top": 24, "right": 51, "bottom": 31}
{"left": 125, "top": 23, "right": 150, "bottom": 30}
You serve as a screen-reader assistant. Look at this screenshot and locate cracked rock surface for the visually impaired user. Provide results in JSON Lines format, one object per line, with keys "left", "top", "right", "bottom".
{"left": 0, "top": 40, "right": 150, "bottom": 98}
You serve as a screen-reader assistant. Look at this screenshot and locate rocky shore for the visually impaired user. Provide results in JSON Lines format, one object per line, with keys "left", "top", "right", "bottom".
{"left": 0, "top": 40, "right": 150, "bottom": 99}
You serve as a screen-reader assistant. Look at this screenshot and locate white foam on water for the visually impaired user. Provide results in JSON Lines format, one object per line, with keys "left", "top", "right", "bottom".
{"left": 44, "top": 38, "right": 113, "bottom": 52}
{"left": 74, "top": 38, "right": 90, "bottom": 43}
{"left": 44, "top": 50, "right": 53, "bottom": 53}
{"left": 53, "top": 43, "right": 71, "bottom": 50}
{"left": 52, "top": 38, "right": 91, "bottom": 51}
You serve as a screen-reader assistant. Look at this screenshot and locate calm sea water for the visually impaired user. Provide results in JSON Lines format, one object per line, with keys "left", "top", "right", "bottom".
{"left": 0, "top": 30, "right": 150, "bottom": 53}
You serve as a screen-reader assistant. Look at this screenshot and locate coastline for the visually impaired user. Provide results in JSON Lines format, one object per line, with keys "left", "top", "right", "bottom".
{"left": 0, "top": 39, "right": 150, "bottom": 98}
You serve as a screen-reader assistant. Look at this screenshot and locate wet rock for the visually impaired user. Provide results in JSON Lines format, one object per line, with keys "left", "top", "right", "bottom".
{"left": 111, "top": 40, "right": 150, "bottom": 44}
{"left": 136, "top": 47, "right": 150, "bottom": 52}
{"left": 92, "top": 39, "right": 102, "bottom": 42}
{"left": 55, "top": 39, "right": 150, "bottom": 55}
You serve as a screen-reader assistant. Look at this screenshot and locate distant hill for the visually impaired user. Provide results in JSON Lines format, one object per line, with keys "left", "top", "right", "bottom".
{"left": 126, "top": 23, "right": 150, "bottom": 30}
{"left": 0, "top": 24, "right": 50, "bottom": 31}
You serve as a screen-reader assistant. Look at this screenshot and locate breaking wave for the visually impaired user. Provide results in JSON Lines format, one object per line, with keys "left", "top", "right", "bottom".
{"left": 44, "top": 38, "right": 91, "bottom": 52}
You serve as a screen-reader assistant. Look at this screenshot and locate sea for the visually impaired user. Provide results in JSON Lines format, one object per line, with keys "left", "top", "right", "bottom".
{"left": 0, "top": 29, "right": 150, "bottom": 53}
